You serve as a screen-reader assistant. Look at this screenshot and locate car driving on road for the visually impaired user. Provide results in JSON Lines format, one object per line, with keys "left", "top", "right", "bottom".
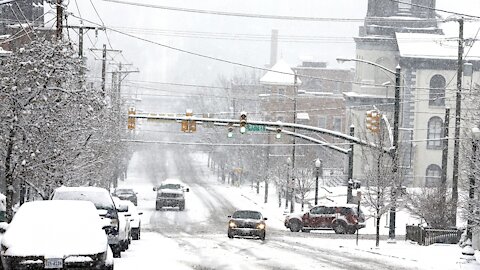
{"left": 284, "top": 204, "right": 365, "bottom": 234}
{"left": 227, "top": 210, "right": 267, "bottom": 240}
{"left": 0, "top": 200, "right": 113, "bottom": 270}
{"left": 153, "top": 179, "right": 189, "bottom": 211}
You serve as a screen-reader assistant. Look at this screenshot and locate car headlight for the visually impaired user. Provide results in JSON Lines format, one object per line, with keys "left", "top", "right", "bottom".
{"left": 257, "top": 223, "right": 265, "bottom": 230}
{"left": 229, "top": 221, "right": 237, "bottom": 228}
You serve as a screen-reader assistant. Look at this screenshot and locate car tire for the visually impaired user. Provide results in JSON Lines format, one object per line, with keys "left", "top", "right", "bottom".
{"left": 227, "top": 230, "right": 234, "bottom": 239}
{"left": 132, "top": 228, "right": 140, "bottom": 240}
{"left": 112, "top": 245, "right": 121, "bottom": 258}
{"left": 259, "top": 231, "right": 266, "bottom": 241}
{"left": 333, "top": 221, "right": 347, "bottom": 234}
{"left": 289, "top": 219, "right": 302, "bottom": 232}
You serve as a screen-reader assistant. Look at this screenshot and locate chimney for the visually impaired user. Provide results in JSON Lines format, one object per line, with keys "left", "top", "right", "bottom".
{"left": 270, "top": 29, "right": 278, "bottom": 67}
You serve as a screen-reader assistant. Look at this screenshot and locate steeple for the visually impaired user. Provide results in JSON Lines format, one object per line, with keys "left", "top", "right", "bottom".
{"left": 363, "top": 0, "right": 441, "bottom": 37}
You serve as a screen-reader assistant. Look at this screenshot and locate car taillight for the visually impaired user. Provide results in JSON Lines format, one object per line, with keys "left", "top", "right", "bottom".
{"left": 111, "top": 218, "right": 119, "bottom": 231}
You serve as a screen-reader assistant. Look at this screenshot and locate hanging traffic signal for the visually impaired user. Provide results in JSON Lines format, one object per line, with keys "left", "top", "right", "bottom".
{"left": 239, "top": 112, "right": 247, "bottom": 134}
{"left": 276, "top": 127, "right": 282, "bottom": 139}
{"left": 366, "top": 110, "right": 381, "bottom": 133}
{"left": 182, "top": 109, "right": 196, "bottom": 133}
{"left": 127, "top": 107, "right": 136, "bottom": 130}
{"left": 227, "top": 123, "right": 234, "bottom": 138}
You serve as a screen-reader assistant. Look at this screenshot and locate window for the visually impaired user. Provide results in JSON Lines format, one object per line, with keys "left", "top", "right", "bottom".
{"left": 427, "top": 116, "right": 443, "bottom": 149}
{"left": 425, "top": 164, "right": 442, "bottom": 187}
{"left": 333, "top": 117, "right": 342, "bottom": 132}
{"left": 278, "top": 88, "right": 285, "bottom": 96}
{"left": 429, "top": 75, "right": 446, "bottom": 106}
{"left": 318, "top": 117, "right": 327, "bottom": 129}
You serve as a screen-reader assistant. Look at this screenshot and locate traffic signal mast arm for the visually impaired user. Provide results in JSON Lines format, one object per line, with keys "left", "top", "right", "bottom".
{"left": 132, "top": 113, "right": 391, "bottom": 154}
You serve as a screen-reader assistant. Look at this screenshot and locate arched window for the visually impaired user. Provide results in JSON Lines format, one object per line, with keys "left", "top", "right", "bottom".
{"left": 425, "top": 164, "right": 442, "bottom": 187}
{"left": 427, "top": 117, "right": 443, "bottom": 149}
{"left": 429, "top": 75, "right": 446, "bottom": 106}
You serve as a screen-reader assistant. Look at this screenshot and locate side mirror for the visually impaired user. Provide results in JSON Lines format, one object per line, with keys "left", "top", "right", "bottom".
{"left": 117, "top": 204, "right": 128, "bottom": 213}
{"left": 185, "top": 188, "right": 190, "bottom": 192}
{"left": 138, "top": 212, "right": 143, "bottom": 216}
{"left": 0, "top": 222, "right": 9, "bottom": 234}
{"left": 264, "top": 218, "right": 268, "bottom": 221}
{"left": 153, "top": 187, "right": 157, "bottom": 192}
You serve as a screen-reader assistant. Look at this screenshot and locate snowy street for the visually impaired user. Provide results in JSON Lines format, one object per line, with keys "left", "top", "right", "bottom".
{"left": 113, "top": 149, "right": 477, "bottom": 270}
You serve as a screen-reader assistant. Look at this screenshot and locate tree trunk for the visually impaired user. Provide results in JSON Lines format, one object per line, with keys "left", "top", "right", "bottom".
{"left": 264, "top": 181, "right": 268, "bottom": 204}
{"left": 5, "top": 128, "right": 15, "bottom": 223}
{"left": 376, "top": 212, "right": 381, "bottom": 247}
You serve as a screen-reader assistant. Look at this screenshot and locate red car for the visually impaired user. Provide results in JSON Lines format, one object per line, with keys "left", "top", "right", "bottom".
{"left": 284, "top": 204, "right": 365, "bottom": 234}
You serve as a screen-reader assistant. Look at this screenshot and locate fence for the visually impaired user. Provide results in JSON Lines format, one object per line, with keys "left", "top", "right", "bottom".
{"left": 406, "top": 225, "right": 463, "bottom": 246}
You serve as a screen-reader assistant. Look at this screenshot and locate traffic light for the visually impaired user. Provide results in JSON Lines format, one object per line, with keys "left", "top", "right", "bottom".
{"left": 127, "top": 107, "right": 136, "bottom": 130}
{"left": 182, "top": 109, "right": 196, "bottom": 133}
{"left": 239, "top": 112, "right": 247, "bottom": 134}
{"left": 365, "top": 110, "right": 381, "bottom": 133}
{"left": 227, "top": 123, "right": 234, "bottom": 138}
{"left": 276, "top": 127, "right": 281, "bottom": 139}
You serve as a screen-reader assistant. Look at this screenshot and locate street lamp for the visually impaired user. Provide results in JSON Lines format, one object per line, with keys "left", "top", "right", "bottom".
{"left": 314, "top": 158, "right": 322, "bottom": 205}
{"left": 337, "top": 57, "right": 402, "bottom": 241}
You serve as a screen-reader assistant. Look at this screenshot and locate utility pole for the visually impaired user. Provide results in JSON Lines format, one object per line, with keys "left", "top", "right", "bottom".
{"left": 441, "top": 107, "right": 450, "bottom": 223}
{"left": 91, "top": 46, "right": 122, "bottom": 98}
{"left": 65, "top": 26, "right": 105, "bottom": 57}
{"left": 290, "top": 73, "right": 298, "bottom": 213}
{"left": 451, "top": 18, "right": 464, "bottom": 226}
{"left": 388, "top": 65, "right": 401, "bottom": 241}
{"left": 347, "top": 125, "right": 355, "bottom": 203}
{"left": 56, "top": 0, "right": 63, "bottom": 39}
{"left": 264, "top": 133, "right": 271, "bottom": 203}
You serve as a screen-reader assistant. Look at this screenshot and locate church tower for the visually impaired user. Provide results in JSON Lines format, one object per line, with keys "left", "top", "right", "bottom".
{"left": 364, "top": 0, "right": 441, "bottom": 37}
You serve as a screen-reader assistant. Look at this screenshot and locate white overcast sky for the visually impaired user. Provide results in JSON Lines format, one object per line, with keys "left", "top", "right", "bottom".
{"left": 51, "top": 0, "right": 480, "bottom": 86}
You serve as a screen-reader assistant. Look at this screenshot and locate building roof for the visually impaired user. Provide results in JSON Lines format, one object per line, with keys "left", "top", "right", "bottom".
{"left": 260, "top": 59, "right": 301, "bottom": 86}
{"left": 396, "top": 32, "right": 480, "bottom": 61}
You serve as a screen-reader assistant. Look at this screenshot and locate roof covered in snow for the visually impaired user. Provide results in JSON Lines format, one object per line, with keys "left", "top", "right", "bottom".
{"left": 260, "top": 59, "right": 302, "bottom": 86}
{"left": 396, "top": 32, "right": 480, "bottom": 61}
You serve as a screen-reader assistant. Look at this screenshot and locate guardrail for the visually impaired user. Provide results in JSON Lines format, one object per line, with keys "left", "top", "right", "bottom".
{"left": 406, "top": 225, "right": 463, "bottom": 246}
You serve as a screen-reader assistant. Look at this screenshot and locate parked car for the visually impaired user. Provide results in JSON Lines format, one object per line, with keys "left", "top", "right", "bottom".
{"left": 123, "top": 200, "right": 143, "bottom": 240}
{"left": 112, "top": 197, "right": 132, "bottom": 251}
{"left": 112, "top": 188, "right": 138, "bottom": 206}
{"left": 284, "top": 204, "right": 365, "bottom": 234}
{"left": 0, "top": 200, "right": 113, "bottom": 270}
{"left": 153, "top": 179, "right": 189, "bottom": 211}
{"left": 227, "top": 210, "right": 267, "bottom": 240}
{"left": 50, "top": 186, "right": 125, "bottom": 258}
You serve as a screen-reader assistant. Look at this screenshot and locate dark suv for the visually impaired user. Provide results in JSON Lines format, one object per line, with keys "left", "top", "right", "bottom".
{"left": 112, "top": 188, "right": 138, "bottom": 206}
{"left": 285, "top": 204, "right": 365, "bottom": 234}
{"left": 50, "top": 186, "right": 125, "bottom": 258}
{"left": 153, "top": 181, "right": 189, "bottom": 211}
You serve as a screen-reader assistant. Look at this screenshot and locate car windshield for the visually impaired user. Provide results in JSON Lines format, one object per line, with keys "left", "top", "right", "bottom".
{"left": 51, "top": 190, "right": 115, "bottom": 210}
{"left": 160, "top": 184, "right": 182, "bottom": 190}
{"left": 115, "top": 189, "right": 134, "bottom": 195}
{"left": 232, "top": 211, "right": 262, "bottom": 220}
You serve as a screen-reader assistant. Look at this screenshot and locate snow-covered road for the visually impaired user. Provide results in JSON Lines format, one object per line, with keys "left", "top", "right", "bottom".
{"left": 111, "top": 148, "right": 435, "bottom": 270}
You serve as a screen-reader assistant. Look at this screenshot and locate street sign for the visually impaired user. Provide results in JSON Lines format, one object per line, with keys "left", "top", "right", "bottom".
{"left": 246, "top": 124, "right": 265, "bottom": 132}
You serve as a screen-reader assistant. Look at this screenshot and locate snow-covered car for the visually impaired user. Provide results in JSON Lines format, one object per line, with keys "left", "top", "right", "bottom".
{"left": 153, "top": 179, "right": 189, "bottom": 211}
{"left": 227, "top": 210, "right": 267, "bottom": 240}
{"left": 50, "top": 186, "right": 124, "bottom": 258}
{"left": 112, "top": 197, "right": 132, "bottom": 251}
{"left": 0, "top": 200, "right": 113, "bottom": 270}
{"left": 123, "top": 200, "right": 143, "bottom": 240}
{"left": 284, "top": 204, "right": 365, "bottom": 234}
{"left": 112, "top": 188, "right": 138, "bottom": 206}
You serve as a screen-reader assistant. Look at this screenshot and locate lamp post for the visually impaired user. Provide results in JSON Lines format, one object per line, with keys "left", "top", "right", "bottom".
{"left": 337, "top": 57, "right": 401, "bottom": 241}
{"left": 314, "top": 158, "right": 322, "bottom": 205}
{"left": 286, "top": 157, "right": 291, "bottom": 210}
